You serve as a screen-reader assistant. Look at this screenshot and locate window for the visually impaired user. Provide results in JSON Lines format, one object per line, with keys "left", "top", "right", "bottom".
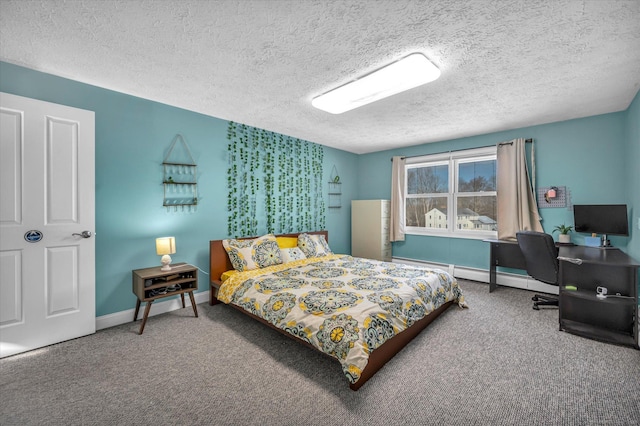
{"left": 404, "top": 146, "right": 497, "bottom": 239}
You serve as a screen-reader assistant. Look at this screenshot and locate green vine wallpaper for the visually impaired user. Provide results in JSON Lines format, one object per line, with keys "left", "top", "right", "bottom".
{"left": 227, "top": 122, "right": 325, "bottom": 237}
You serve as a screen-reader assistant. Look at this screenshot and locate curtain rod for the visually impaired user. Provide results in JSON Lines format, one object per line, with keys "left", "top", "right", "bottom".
{"left": 390, "top": 138, "right": 533, "bottom": 161}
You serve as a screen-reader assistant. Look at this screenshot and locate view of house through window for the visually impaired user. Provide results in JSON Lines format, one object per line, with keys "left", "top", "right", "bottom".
{"left": 406, "top": 161, "right": 448, "bottom": 228}
{"left": 405, "top": 147, "right": 497, "bottom": 238}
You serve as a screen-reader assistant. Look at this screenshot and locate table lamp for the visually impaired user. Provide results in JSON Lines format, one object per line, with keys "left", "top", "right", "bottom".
{"left": 156, "top": 236, "right": 176, "bottom": 271}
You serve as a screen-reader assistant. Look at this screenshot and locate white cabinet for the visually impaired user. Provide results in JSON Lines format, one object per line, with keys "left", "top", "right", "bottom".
{"left": 351, "top": 200, "right": 392, "bottom": 261}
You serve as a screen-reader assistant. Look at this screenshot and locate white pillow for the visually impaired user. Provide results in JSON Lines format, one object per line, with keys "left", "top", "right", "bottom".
{"left": 280, "top": 247, "right": 307, "bottom": 263}
{"left": 222, "top": 234, "right": 283, "bottom": 271}
{"left": 297, "top": 233, "right": 332, "bottom": 258}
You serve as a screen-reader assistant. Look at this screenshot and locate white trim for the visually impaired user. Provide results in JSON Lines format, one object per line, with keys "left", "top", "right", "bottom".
{"left": 404, "top": 146, "right": 498, "bottom": 239}
{"left": 392, "top": 256, "right": 559, "bottom": 295}
{"left": 95, "top": 291, "right": 210, "bottom": 331}
{"left": 404, "top": 228, "right": 497, "bottom": 240}
{"left": 96, "top": 255, "right": 562, "bottom": 331}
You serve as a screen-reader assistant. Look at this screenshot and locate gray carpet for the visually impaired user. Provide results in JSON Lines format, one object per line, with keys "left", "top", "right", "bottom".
{"left": 1, "top": 279, "right": 639, "bottom": 425}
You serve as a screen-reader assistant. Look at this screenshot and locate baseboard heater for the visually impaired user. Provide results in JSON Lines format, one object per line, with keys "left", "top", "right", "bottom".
{"left": 392, "top": 256, "right": 558, "bottom": 295}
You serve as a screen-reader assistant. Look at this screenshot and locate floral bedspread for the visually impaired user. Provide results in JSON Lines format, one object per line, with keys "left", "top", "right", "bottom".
{"left": 218, "top": 254, "right": 467, "bottom": 385}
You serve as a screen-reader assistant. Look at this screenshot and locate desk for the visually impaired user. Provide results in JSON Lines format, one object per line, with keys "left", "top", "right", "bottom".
{"left": 558, "top": 247, "right": 639, "bottom": 348}
{"left": 484, "top": 239, "right": 576, "bottom": 292}
{"left": 484, "top": 239, "right": 527, "bottom": 292}
{"left": 485, "top": 239, "right": 639, "bottom": 348}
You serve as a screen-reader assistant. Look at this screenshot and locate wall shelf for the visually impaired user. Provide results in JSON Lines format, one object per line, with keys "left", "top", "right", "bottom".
{"left": 328, "top": 181, "right": 342, "bottom": 208}
{"left": 163, "top": 134, "right": 198, "bottom": 211}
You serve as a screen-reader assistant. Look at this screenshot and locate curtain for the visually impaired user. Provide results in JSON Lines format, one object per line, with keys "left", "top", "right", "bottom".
{"left": 390, "top": 156, "right": 406, "bottom": 242}
{"left": 496, "top": 138, "right": 543, "bottom": 240}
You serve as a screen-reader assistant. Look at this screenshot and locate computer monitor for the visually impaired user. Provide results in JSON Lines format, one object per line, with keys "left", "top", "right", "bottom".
{"left": 573, "top": 204, "right": 629, "bottom": 247}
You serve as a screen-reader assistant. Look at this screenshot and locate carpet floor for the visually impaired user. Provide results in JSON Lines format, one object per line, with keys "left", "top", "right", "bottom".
{"left": 1, "top": 279, "right": 639, "bottom": 425}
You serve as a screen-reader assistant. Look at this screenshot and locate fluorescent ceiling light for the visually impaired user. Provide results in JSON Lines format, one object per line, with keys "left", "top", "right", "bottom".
{"left": 312, "top": 53, "right": 440, "bottom": 114}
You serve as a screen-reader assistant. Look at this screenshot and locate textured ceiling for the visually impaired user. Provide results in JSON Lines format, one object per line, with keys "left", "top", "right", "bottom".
{"left": 1, "top": 0, "right": 639, "bottom": 154}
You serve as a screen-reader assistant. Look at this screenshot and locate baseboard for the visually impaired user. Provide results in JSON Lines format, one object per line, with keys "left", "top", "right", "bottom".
{"left": 391, "top": 256, "right": 558, "bottom": 295}
{"left": 95, "top": 291, "right": 210, "bottom": 331}
{"left": 96, "top": 258, "right": 560, "bottom": 331}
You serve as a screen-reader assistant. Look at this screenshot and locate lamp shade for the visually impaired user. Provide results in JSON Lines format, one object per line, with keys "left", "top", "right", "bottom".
{"left": 156, "top": 237, "right": 176, "bottom": 256}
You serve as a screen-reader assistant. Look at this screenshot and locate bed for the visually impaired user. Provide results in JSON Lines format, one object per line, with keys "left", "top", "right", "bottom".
{"left": 209, "top": 230, "right": 466, "bottom": 390}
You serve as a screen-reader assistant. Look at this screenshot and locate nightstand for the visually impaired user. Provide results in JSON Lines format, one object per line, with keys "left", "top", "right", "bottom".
{"left": 132, "top": 262, "right": 199, "bottom": 334}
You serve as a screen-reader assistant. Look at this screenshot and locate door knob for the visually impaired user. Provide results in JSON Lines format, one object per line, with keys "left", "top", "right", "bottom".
{"left": 72, "top": 230, "right": 92, "bottom": 238}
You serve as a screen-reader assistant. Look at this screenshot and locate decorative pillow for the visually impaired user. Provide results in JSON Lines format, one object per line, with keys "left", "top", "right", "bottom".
{"left": 220, "top": 270, "right": 239, "bottom": 282}
{"left": 297, "top": 233, "right": 332, "bottom": 258}
{"left": 222, "top": 234, "right": 283, "bottom": 271}
{"left": 276, "top": 236, "right": 298, "bottom": 249}
{"left": 280, "top": 247, "right": 306, "bottom": 263}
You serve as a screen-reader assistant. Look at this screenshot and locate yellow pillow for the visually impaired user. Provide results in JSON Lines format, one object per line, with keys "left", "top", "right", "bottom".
{"left": 276, "top": 237, "right": 298, "bottom": 249}
{"left": 221, "top": 270, "right": 238, "bottom": 282}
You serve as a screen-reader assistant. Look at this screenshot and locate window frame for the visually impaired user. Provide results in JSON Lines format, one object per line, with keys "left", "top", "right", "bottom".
{"left": 404, "top": 146, "right": 497, "bottom": 240}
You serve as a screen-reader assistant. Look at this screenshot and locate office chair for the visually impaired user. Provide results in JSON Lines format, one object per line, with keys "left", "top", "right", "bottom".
{"left": 516, "top": 231, "right": 559, "bottom": 310}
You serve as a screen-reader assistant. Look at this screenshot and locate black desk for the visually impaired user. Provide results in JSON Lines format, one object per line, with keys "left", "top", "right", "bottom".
{"left": 485, "top": 239, "right": 639, "bottom": 348}
{"left": 558, "top": 247, "right": 639, "bottom": 348}
{"left": 484, "top": 238, "right": 574, "bottom": 292}
{"left": 484, "top": 239, "right": 527, "bottom": 292}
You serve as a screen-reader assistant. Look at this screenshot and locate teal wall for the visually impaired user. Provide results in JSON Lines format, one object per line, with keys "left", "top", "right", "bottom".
{"left": 1, "top": 60, "right": 637, "bottom": 317}
{"left": 0, "top": 61, "right": 357, "bottom": 317}
{"left": 624, "top": 91, "right": 640, "bottom": 262}
{"left": 357, "top": 93, "right": 639, "bottom": 268}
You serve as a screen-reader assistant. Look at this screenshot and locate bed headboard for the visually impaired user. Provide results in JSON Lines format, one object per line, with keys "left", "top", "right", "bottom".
{"left": 209, "top": 230, "right": 328, "bottom": 283}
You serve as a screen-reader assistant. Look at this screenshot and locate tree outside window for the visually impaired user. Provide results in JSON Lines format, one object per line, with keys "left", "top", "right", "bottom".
{"left": 406, "top": 162, "right": 448, "bottom": 228}
{"left": 404, "top": 147, "right": 497, "bottom": 239}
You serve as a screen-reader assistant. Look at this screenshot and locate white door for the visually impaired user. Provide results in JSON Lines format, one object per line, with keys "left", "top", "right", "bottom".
{"left": 0, "top": 92, "right": 95, "bottom": 358}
